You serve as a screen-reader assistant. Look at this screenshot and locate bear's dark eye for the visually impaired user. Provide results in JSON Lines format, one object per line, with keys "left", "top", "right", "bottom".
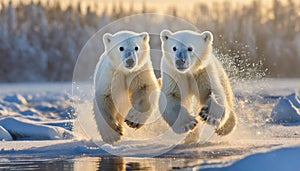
{"left": 172, "top": 46, "right": 177, "bottom": 52}
{"left": 135, "top": 46, "right": 139, "bottom": 51}
{"left": 188, "top": 47, "right": 193, "bottom": 52}
{"left": 119, "top": 47, "right": 124, "bottom": 51}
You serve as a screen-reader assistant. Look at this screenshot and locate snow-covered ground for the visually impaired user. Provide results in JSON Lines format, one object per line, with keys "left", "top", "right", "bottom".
{"left": 0, "top": 79, "right": 300, "bottom": 170}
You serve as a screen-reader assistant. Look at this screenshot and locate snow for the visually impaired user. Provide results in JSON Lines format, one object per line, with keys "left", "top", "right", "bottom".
{"left": 0, "top": 83, "right": 75, "bottom": 142}
{"left": 0, "top": 118, "right": 74, "bottom": 140}
{"left": 0, "top": 125, "right": 12, "bottom": 141}
{"left": 201, "top": 145, "right": 300, "bottom": 171}
{"left": 0, "top": 79, "right": 299, "bottom": 170}
{"left": 271, "top": 92, "right": 300, "bottom": 123}
{"left": 3, "top": 94, "right": 27, "bottom": 105}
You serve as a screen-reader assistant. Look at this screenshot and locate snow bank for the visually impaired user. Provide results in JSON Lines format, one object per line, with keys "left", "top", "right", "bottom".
{"left": 0, "top": 118, "right": 73, "bottom": 140}
{"left": 271, "top": 92, "right": 300, "bottom": 123}
{"left": 202, "top": 145, "right": 300, "bottom": 171}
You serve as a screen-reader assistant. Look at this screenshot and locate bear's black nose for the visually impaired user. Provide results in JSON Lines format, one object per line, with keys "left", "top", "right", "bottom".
{"left": 176, "top": 59, "right": 185, "bottom": 67}
{"left": 126, "top": 58, "right": 135, "bottom": 67}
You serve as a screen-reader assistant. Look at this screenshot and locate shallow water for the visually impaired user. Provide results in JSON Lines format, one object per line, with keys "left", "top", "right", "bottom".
{"left": 1, "top": 156, "right": 218, "bottom": 171}
{"left": 0, "top": 156, "right": 202, "bottom": 171}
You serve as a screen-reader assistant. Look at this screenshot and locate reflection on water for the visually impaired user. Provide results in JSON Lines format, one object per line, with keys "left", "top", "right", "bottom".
{"left": 0, "top": 158, "right": 73, "bottom": 171}
{"left": 0, "top": 156, "right": 203, "bottom": 171}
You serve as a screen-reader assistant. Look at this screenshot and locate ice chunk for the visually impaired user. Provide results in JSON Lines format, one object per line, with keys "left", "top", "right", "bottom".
{"left": 0, "top": 117, "right": 73, "bottom": 140}
{"left": 287, "top": 92, "right": 300, "bottom": 108}
{"left": 0, "top": 125, "right": 12, "bottom": 141}
{"left": 271, "top": 92, "right": 300, "bottom": 123}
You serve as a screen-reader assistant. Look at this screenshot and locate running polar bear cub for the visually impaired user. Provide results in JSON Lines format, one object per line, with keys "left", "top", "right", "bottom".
{"left": 159, "top": 30, "right": 237, "bottom": 137}
{"left": 94, "top": 31, "right": 159, "bottom": 144}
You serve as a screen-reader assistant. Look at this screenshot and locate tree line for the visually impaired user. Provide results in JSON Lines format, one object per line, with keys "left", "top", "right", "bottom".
{"left": 0, "top": 0, "right": 299, "bottom": 82}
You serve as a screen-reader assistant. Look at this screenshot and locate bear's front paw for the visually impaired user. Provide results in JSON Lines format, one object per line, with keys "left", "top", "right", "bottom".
{"left": 199, "top": 104, "right": 222, "bottom": 126}
{"left": 100, "top": 123, "right": 124, "bottom": 144}
{"left": 172, "top": 114, "right": 198, "bottom": 134}
{"left": 125, "top": 108, "right": 150, "bottom": 129}
{"left": 125, "top": 119, "right": 143, "bottom": 129}
{"left": 182, "top": 117, "right": 198, "bottom": 133}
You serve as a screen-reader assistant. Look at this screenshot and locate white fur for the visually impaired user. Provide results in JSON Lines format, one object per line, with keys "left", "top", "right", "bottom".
{"left": 94, "top": 31, "right": 159, "bottom": 144}
{"left": 159, "top": 30, "right": 237, "bottom": 143}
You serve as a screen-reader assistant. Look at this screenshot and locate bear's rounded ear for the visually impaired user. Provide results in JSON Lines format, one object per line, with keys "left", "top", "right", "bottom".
{"left": 201, "top": 31, "right": 213, "bottom": 43}
{"left": 160, "top": 29, "right": 172, "bottom": 41}
{"left": 103, "top": 33, "right": 113, "bottom": 45}
{"left": 139, "top": 32, "right": 149, "bottom": 42}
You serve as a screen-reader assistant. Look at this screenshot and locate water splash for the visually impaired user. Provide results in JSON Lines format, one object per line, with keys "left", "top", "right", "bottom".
{"left": 215, "top": 42, "right": 268, "bottom": 86}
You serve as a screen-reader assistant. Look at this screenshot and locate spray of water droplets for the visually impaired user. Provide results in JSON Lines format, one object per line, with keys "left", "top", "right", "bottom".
{"left": 214, "top": 43, "right": 268, "bottom": 86}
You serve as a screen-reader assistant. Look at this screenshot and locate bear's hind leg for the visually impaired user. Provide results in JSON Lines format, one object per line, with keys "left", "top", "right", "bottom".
{"left": 215, "top": 111, "right": 236, "bottom": 136}
{"left": 94, "top": 98, "right": 124, "bottom": 144}
{"left": 199, "top": 94, "right": 236, "bottom": 136}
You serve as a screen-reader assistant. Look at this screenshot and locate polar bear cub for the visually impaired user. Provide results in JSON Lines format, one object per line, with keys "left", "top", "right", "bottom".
{"left": 159, "top": 30, "right": 237, "bottom": 137}
{"left": 93, "top": 31, "right": 159, "bottom": 144}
